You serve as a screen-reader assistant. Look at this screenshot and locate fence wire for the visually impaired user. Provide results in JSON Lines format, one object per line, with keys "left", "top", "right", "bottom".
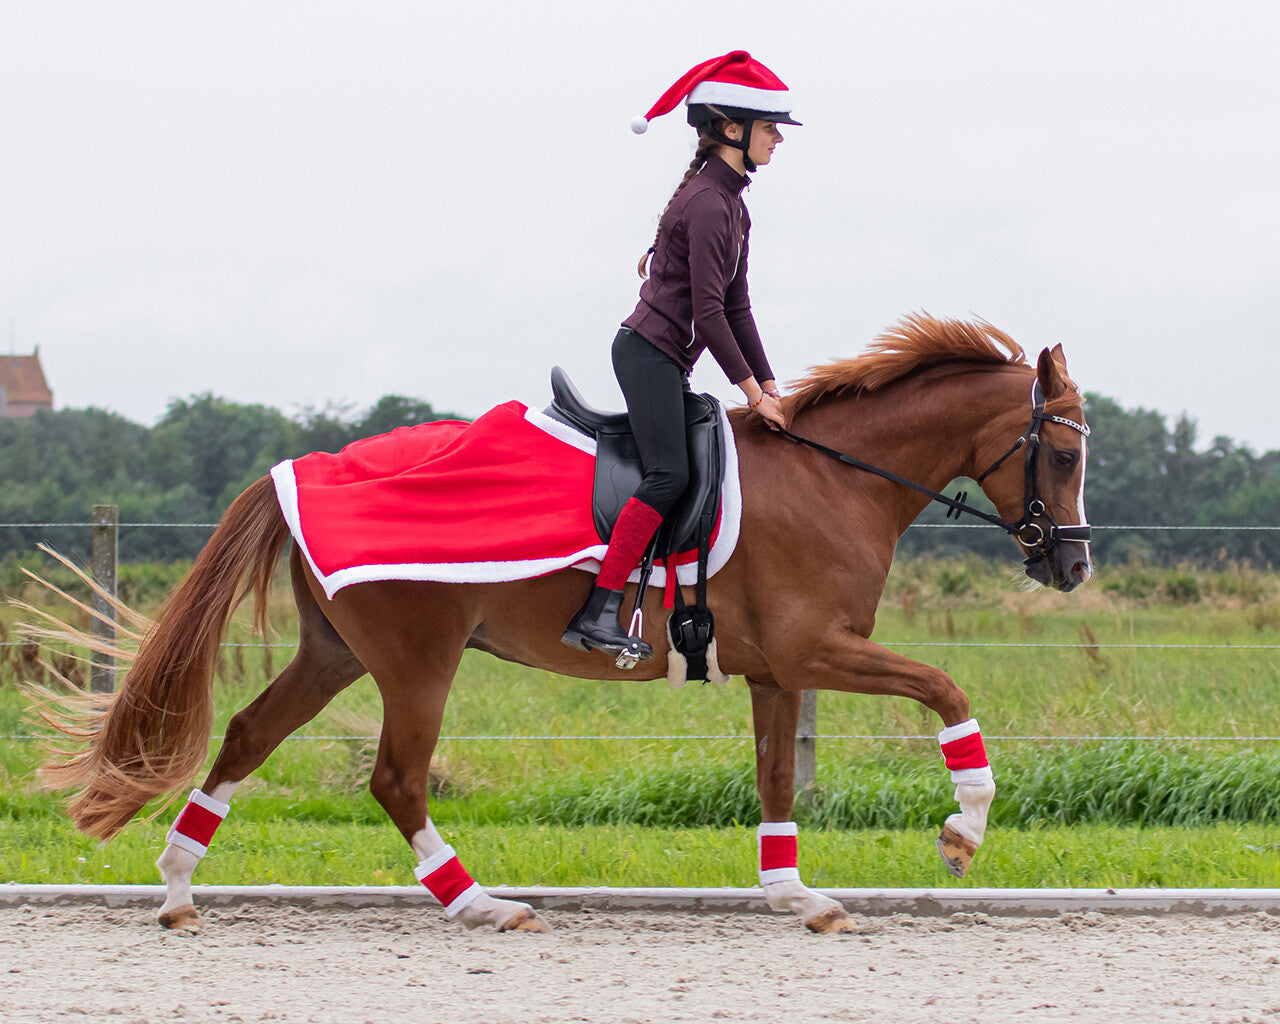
{"left": 3, "top": 517, "right": 1277, "bottom": 750}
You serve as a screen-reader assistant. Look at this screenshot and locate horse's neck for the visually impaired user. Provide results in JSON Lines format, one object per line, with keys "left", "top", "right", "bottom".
{"left": 771, "top": 364, "right": 1031, "bottom": 528}
{"left": 808, "top": 367, "right": 1009, "bottom": 469}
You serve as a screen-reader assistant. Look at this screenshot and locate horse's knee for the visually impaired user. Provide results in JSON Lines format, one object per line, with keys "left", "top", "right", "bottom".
{"left": 758, "top": 760, "right": 795, "bottom": 796}
{"left": 922, "top": 668, "right": 969, "bottom": 723}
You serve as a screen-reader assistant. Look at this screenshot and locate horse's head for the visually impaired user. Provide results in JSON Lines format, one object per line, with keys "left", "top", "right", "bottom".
{"left": 976, "top": 345, "right": 1093, "bottom": 593}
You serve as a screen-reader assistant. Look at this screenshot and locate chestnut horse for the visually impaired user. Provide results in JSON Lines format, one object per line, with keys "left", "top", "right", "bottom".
{"left": 37, "top": 315, "right": 1092, "bottom": 935}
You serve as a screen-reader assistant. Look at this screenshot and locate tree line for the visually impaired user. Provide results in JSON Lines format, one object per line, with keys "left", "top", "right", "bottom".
{"left": 1, "top": 391, "right": 1277, "bottom": 567}
{"left": 0, "top": 394, "right": 459, "bottom": 563}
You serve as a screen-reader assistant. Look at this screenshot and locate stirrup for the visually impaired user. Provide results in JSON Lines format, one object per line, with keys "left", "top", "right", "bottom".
{"left": 560, "top": 585, "right": 653, "bottom": 669}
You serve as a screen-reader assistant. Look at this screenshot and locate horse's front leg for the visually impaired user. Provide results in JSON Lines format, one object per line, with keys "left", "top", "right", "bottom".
{"left": 746, "top": 676, "right": 855, "bottom": 934}
{"left": 766, "top": 627, "right": 996, "bottom": 879}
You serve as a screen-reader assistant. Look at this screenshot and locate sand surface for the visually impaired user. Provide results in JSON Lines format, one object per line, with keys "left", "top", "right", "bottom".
{"left": 2, "top": 903, "right": 1279, "bottom": 1023}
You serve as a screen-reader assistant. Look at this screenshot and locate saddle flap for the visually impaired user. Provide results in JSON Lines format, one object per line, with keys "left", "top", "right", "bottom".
{"left": 544, "top": 368, "right": 724, "bottom": 556}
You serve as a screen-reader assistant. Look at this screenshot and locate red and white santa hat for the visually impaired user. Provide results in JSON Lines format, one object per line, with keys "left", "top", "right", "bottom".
{"left": 630, "top": 50, "right": 801, "bottom": 134}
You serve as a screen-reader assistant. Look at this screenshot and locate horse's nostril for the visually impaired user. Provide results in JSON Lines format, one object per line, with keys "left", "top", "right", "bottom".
{"left": 1072, "top": 561, "right": 1091, "bottom": 580}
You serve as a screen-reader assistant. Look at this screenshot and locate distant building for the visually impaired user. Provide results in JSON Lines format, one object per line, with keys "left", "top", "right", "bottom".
{"left": 0, "top": 350, "right": 54, "bottom": 417}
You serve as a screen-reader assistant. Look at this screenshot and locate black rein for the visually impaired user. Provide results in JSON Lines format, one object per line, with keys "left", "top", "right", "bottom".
{"left": 775, "top": 380, "right": 1092, "bottom": 559}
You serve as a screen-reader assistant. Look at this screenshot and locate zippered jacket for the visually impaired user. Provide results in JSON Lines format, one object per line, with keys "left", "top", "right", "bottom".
{"left": 622, "top": 155, "right": 775, "bottom": 386}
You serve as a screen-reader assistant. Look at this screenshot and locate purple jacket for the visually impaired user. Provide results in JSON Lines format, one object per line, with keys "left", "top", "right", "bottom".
{"left": 623, "top": 155, "right": 775, "bottom": 386}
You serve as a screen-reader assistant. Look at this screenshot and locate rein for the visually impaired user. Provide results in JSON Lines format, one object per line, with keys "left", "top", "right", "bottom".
{"left": 777, "top": 380, "right": 1092, "bottom": 559}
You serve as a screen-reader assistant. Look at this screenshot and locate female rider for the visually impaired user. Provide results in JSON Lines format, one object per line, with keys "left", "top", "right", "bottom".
{"left": 562, "top": 50, "right": 799, "bottom": 664}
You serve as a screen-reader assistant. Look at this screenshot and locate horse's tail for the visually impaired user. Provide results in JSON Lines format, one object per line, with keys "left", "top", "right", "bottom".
{"left": 36, "top": 476, "right": 291, "bottom": 840}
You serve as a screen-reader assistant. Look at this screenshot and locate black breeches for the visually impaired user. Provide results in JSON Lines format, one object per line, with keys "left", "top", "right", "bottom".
{"left": 611, "top": 328, "right": 691, "bottom": 518}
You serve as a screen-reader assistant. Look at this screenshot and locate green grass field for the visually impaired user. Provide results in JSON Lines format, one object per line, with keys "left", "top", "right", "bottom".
{"left": 2, "top": 555, "right": 1279, "bottom": 888}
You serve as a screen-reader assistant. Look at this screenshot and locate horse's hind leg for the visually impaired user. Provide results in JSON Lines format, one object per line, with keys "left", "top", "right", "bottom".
{"left": 747, "top": 676, "right": 855, "bottom": 935}
{"left": 344, "top": 591, "right": 546, "bottom": 933}
{"left": 157, "top": 548, "right": 366, "bottom": 931}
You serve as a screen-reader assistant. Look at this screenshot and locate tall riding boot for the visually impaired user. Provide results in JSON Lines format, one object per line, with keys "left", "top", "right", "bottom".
{"left": 561, "top": 584, "right": 653, "bottom": 663}
{"left": 561, "top": 497, "right": 663, "bottom": 665}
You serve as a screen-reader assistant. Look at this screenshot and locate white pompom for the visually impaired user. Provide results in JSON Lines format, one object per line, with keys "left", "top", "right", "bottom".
{"left": 630, "top": 116, "right": 649, "bottom": 134}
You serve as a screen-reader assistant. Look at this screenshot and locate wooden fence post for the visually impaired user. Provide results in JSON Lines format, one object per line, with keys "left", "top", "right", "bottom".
{"left": 795, "top": 689, "right": 817, "bottom": 801}
{"left": 90, "top": 504, "right": 118, "bottom": 693}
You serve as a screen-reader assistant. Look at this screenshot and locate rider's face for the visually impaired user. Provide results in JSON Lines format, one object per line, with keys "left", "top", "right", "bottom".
{"left": 746, "top": 121, "right": 783, "bottom": 167}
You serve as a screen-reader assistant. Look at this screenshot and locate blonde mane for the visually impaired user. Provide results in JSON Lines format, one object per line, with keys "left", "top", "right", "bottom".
{"left": 785, "top": 314, "right": 1039, "bottom": 418}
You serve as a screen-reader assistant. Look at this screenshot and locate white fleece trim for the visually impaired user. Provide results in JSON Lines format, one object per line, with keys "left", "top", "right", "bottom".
{"left": 938, "top": 718, "right": 981, "bottom": 745}
{"left": 757, "top": 821, "right": 799, "bottom": 838}
{"left": 186, "top": 787, "right": 230, "bottom": 819}
{"left": 523, "top": 406, "right": 598, "bottom": 456}
{"left": 688, "top": 80, "right": 792, "bottom": 114}
{"left": 164, "top": 831, "right": 208, "bottom": 859}
{"left": 413, "top": 844, "right": 458, "bottom": 881}
{"left": 951, "top": 765, "right": 995, "bottom": 785}
{"left": 273, "top": 403, "right": 743, "bottom": 599}
{"left": 443, "top": 882, "right": 485, "bottom": 918}
{"left": 760, "top": 867, "right": 802, "bottom": 885}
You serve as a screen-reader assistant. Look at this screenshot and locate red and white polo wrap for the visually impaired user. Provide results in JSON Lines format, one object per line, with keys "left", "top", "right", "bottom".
{"left": 166, "top": 788, "right": 230, "bottom": 859}
{"left": 938, "top": 719, "right": 994, "bottom": 785}
{"left": 414, "top": 845, "right": 484, "bottom": 918}
{"left": 757, "top": 821, "right": 800, "bottom": 886}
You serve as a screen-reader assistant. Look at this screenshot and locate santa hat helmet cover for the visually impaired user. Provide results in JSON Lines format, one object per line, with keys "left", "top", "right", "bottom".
{"left": 629, "top": 50, "right": 802, "bottom": 135}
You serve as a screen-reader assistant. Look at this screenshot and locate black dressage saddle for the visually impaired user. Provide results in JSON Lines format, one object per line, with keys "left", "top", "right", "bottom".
{"left": 543, "top": 366, "right": 724, "bottom": 557}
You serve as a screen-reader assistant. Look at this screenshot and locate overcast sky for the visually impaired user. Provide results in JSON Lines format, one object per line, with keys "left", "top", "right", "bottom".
{"left": 3, "top": 2, "right": 1278, "bottom": 452}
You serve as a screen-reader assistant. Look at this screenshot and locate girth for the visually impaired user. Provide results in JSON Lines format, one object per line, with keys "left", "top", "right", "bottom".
{"left": 543, "top": 366, "right": 724, "bottom": 557}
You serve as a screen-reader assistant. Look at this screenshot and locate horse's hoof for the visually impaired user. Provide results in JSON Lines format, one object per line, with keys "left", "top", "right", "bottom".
{"left": 158, "top": 904, "right": 201, "bottom": 932}
{"left": 498, "top": 908, "right": 549, "bottom": 933}
{"left": 804, "top": 907, "right": 856, "bottom": 934}
{"left": 936, "top": 824, "right": 978, "bottom": 879}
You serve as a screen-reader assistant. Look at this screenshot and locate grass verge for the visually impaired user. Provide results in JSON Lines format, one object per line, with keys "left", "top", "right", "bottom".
{"left": 3, "top": 820, "right": 1279, "bottom": 889}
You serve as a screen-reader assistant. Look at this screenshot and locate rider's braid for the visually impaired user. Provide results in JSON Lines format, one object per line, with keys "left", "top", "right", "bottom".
{"left": 636, "top": 130, "right": 723, "bottom": 279}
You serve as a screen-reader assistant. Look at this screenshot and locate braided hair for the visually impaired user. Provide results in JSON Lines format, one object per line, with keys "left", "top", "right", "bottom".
{"left": 636, "top": 129, "right": 726, "bottom": 279}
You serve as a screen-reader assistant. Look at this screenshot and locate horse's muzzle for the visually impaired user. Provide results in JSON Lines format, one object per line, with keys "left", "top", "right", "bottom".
{"left": 1024, "top": 542, "right": 1093, "bottom": 592}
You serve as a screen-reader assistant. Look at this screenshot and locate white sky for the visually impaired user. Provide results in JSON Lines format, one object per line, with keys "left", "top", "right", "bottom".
{"left": 3, "top": 2, "right": 1278, "bottom": 451}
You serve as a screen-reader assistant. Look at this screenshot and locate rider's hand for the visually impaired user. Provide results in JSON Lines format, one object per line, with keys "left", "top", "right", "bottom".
{"left": 753, "top": 393, "right": 786, "bottom": 430}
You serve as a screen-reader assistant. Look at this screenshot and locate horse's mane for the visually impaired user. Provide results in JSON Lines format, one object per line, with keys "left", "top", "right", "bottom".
{"left": 785, "top": 314, "right": 1075, "bottom": 417}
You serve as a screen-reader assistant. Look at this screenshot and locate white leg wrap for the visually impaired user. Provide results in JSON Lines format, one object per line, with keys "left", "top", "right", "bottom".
{"left": 156, "top": 845, "right": 201, "bottom": 918}
{"left": 945, "top": 777, "right": 997, "bottom": 846}
{"left": 762, "top": 878, "right": 844, "bottom": 920}
{"left": 757, "top": 821, "right": 843, "bottom": 922}
{"left": 156, "top": 782, "right": 239, "bottom": 919}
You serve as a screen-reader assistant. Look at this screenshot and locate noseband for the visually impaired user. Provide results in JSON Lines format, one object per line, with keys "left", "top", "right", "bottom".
{"left": 778, "top": 379, "right": 1092, "bottom": 562}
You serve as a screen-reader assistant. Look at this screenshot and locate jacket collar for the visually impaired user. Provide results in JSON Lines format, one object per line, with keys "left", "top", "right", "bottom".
{"left": 701, "top": 154, "right": 750, "bottom": 195}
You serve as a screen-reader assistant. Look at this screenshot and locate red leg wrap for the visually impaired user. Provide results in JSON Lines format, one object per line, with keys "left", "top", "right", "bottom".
{"left": 597, "top": 497, "right": 663, "bottom": 591}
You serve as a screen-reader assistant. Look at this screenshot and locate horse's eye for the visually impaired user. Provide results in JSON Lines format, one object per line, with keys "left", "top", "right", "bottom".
{"left": 1053, "top": 450, "right": 1078, "bottom": 470}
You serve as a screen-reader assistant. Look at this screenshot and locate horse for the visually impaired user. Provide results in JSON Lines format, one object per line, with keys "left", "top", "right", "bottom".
{"left": 33, "top": 314, "right": 1092, "bottom": 935}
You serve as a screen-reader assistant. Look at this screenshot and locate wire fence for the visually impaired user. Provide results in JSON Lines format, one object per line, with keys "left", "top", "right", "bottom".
{"left": 3, "top": 517, "right": 1278, "bottom": 752}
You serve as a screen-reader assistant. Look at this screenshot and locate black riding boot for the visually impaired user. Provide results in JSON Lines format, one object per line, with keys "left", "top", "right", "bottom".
{"left": 561, "top": 585, "right": 653, "bottom": 666}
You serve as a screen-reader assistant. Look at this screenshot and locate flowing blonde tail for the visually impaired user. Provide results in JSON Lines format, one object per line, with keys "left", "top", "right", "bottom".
{"left": 30, "top": 476, "right": 291, "bottom": 840}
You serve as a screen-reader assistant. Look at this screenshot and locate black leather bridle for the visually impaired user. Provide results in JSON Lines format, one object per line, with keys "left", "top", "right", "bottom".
{"left": 778, "top": 379, "right": 1092, "bottom": 562}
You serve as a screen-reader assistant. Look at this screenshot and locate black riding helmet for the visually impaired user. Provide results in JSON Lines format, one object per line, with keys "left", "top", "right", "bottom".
{"left": 686, "top": 101, "right": 802, "bottom": 173}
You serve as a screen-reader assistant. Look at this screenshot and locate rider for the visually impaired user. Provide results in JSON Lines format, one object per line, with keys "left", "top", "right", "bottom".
{"left": 562, "top": 50, "right": 798, "bottom": 664}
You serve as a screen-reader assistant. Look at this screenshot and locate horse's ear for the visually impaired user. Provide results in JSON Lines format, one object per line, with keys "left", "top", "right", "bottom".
{"left": 1050, "top": 343, "right": 1067, "bottom": 373}
{"left": 1036, "top": 347, "right": 1067, "bottom": 399}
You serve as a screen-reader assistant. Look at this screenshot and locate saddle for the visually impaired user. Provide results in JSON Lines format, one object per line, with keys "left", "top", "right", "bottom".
{"left": 545, "top": 366, "right": 724, "bottom": 680}
{"left": 543, "top": 366, "right": 724, "bottom": 557}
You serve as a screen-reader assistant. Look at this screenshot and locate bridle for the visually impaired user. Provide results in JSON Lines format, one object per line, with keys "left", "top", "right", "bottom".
{"left": 777, "top": 379, "right": 1092, "bottom": 563}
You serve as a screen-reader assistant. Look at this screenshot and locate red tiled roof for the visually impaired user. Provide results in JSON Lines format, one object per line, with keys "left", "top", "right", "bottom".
{"left": 0, "top": 353, "right": 53, "bottom": 406}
